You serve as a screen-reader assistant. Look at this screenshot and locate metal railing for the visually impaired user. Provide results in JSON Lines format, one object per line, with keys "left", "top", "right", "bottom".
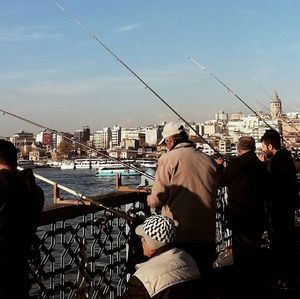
{"left": 29, "top": 190, "right": 149, "bottom": 299}
{"left": 28, "top": 171, "right": 299, "bottom": 298}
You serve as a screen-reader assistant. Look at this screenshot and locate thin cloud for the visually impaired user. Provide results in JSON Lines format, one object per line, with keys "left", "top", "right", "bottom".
{"left": 0, "top": 26, "right": 63, "bottom": 42}
{"left": 117, "top": 23, "right": 142, "bottom": 32}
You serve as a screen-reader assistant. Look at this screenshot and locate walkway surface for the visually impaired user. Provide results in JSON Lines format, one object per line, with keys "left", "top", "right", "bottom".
{"left": 212, "top": 224, "right": 300, "bottom": 299}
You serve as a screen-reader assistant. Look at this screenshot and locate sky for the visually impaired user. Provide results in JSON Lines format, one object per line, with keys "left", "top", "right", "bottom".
{"left": 0, "top": 0, "right": 300, "bottom": 136}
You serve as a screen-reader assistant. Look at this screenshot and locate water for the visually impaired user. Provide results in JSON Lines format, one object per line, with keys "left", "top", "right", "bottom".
{"left": 33, "top": 168, "right": 142, "bottom": 205}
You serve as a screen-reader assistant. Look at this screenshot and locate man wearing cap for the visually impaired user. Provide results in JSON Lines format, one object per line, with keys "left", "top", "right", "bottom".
{"left": 120, "top": 215, "right": 200, "bottom": 299}
{"left": 147, "top": 121, "right": 218, "bottom": 296}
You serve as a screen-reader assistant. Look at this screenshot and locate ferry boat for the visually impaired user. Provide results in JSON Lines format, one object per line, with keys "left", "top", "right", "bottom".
{"left": 61, "top": 158, "right": 107, "bottom": 170}
{"left": 60, "top": 160, "right": 75, "bottom": 170}
{"left": 135, "top": 159, "right": 157, "bottom": 169}
{"left": 17, "top": 159, "right": 36, "bottom": 169}
{"left": 94, "top": 163, "right": 140, "bottom": 177}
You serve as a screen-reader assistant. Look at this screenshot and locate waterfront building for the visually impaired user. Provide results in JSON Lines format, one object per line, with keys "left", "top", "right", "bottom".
{"left": 10, "top": 130, "right": 35, "bottom": 157}
{"left": 203, "top": 120, "right": 223, "bottom": 136}
{"left": 229, "top": 111, "right": 244, "bottom": 120}
{"left": 201, "top": 142, "right": 217, "bottom": 156}
{"left": 121, "top": 127, "right": 145, "bottom": 148}
{"left": 145, "top": 124, "right": 163, "bottom": 146}
{"left": 215, "top": 110, "right": 229, "bottom": 122}
{"left": 108, "top": 148, "right": 138, "bottom": 159}
{"left": 218, "top": 137, "right": 234, "bottom": 155}
{"left": 111, "top": 125, "right": 122, "bottom": 147}
{"left": 187, "top": 122, "right": 200, "bottom": 137}
{"left": 92, "top": 127, "right": 111, "bottom": 150}
{"left": 73, "top": 126, "right": 90, "bottom": 143}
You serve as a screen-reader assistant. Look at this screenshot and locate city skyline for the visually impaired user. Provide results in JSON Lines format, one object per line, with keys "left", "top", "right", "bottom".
{"left": 1, "top": 1, "right": 300, "bottom": 136}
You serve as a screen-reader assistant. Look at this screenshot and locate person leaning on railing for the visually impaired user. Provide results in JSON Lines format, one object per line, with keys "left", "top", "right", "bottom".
{"left": 0, "top": 139, "right": 45, "bottom": 299}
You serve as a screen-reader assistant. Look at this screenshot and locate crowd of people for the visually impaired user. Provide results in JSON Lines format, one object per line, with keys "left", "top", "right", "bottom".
{"left": 123, "top": 121, "right": 299, "bottom": 299}
{"left": 0, "top": 121, "right": 299, "bottom": 298}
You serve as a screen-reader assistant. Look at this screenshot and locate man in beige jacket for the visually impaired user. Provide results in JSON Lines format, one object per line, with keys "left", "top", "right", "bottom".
{"left": 147, "top": 121, "right": 218, "bottom": 298}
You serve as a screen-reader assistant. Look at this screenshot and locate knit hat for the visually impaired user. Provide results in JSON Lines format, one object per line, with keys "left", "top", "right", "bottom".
{"left": 158, "top": 121, "right": 186, "bottom": 145}
{"left": 135, "top": 215, "right": 176, "bottom": 250}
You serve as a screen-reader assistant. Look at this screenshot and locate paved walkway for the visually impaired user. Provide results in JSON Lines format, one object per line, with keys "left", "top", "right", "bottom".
{"left": 212, "top": 225, "right": 300, "bottom": 299}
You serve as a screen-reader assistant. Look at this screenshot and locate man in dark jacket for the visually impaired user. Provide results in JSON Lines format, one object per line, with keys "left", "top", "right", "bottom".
{"left": 260, "top": 129, "right": 299, "bottom": 290}
{"left": 218, "top": 136, "right": 271, "bottom": 297}
{"left": 0, "top": 139, "right": 45, "bottom": 298}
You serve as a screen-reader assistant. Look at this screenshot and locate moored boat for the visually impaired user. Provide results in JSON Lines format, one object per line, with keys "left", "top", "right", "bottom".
{"left": 60, "top": 160, "right": 75, "bottom": 170}
{"left": 135, "top": 159, "right": 157, "bottom": 169}
{"left": 94, "top": 163, "right": 140, "bottom": 177}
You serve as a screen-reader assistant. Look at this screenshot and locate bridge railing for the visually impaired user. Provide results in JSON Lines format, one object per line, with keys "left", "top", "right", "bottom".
{"left": 29, "top": 190, "right": 149, "bottom": 299}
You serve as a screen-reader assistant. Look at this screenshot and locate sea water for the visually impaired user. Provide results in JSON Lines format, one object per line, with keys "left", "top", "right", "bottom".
{"left": 34, "top": 168, "right": 142, "bottom": 204}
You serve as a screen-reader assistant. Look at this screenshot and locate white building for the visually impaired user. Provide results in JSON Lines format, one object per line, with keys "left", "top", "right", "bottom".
{"left": 93, "top": 127, "right": 111, "bottom": 150}
{"left": 111, "top": 125, "right": 122, "bottom": 147}
{"left": 145, "top": 125, "right": 163, "bottom": 146}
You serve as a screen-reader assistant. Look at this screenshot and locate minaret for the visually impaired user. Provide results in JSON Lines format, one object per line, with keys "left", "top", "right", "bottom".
{"left": 270, "top": 91, "right": 282, "bottom": 119}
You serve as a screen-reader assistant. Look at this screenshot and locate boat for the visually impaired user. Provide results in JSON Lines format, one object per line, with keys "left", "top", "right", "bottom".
{"left": 61, "top": 158, "right": 112, "bottom": 170}
{"left": 60, "top": 160, "right": 75, "bottom": 170}
{"left": 17, "top": 159, "right": 36, "bottom": 169}
{"left": 135, "top": 159, "right": 157, "bottom": 169}
{"left": 94, "top": 163, "right": 140, "bottom": 177}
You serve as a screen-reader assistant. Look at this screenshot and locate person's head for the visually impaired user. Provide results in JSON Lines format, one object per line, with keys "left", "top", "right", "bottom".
{"left": 0, "top": 139, "right": 18, "bottom": 170}
{"left": 158, "top": 121, "right": 189, "bottom": 151}
{"left": 237, "top": 136, "right": 255, "bottom": 156}
{"left": 135, "top": 215, "right": 176, "bottom": 257}
{"left": 260, "top": 129, "right": 281, "bottom": 157}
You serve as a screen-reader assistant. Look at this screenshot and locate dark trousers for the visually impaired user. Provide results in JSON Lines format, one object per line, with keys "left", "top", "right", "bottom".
{"left": 231, "top": 231, "right": 269, "bottom": 298}
{"left": 269, "top": 208, "right": 296, "bottom": 282}
{"left": 176, "top": 241, "right": 216, "bottom": 298}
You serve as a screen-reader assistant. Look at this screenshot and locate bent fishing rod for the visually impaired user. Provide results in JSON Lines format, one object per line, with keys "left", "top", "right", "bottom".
{"left": 17, "top": 166, "right": 135, "bottom": 222}
{"left": 55, "top": 3, "right": 222, "bottom": 157}
{"left": 188, "top": 57, "right": 280, "bottom": 133}
{"left": 0, "top": 107, "right": 154, "bottom": 180}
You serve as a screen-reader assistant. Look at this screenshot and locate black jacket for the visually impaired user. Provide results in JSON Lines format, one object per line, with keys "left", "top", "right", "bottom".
{"left": 268, "top": 149, "right": 299, "bottom": 212}
{"left": 218, "top": 151, "right": 270, "bottom": 233}
{"left": 0, "top": 168, "right": 45, "bottom": 298}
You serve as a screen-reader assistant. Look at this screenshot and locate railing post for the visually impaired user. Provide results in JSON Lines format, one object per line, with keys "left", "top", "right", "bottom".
{"left": 116, "top": 174, "right": 122, "bottom": 190}
{"left": 53, "top": 183, "right": 60, "bottom": 203}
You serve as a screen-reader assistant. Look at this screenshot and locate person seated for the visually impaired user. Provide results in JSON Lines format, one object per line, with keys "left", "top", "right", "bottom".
{"left": 119, "top": 215, "right": 201, "bottom": 299}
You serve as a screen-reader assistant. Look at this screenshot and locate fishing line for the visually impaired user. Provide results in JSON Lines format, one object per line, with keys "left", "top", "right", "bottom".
{"left": 188, "top": 57, "right": 278, "bottom": 132}
{"left": 55, "top": 3, "right": 222, "bottom": 157}
{"left": 253, "top": 78, "right": 272, "bottom": 99}
{"left": 0, "top": 107, "right": 153, "bottom": 179}
{"left": 189, "top": 58, "right": 294, "bottom": 146}
{"left": 254, "top": 80, "right": 300, "bottom": 135}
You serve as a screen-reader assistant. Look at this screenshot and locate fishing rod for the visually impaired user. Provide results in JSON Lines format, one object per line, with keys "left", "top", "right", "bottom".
{"left": 17, "top": 166, "right": 135, "bottom": 222}
{"left": 0, "top": 107, "right": 154, "bottom": 180}
{"left": 188, "top": 57, "right": 279, "bottom": 133}
{"left": 55, "top": 3, "right": 222, "bottom": 157}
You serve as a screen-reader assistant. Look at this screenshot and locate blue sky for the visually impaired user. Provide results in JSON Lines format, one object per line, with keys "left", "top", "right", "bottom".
{"left": 0, "top": 0, "right": 299, "bottom": 136}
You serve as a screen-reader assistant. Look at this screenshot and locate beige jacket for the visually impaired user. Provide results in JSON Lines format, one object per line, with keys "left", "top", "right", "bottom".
{"left": 134, "top": 247, "right": 200, "bottom": 297}
{"left": 147, "top": 142, "right": 217, "bottom": 243}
